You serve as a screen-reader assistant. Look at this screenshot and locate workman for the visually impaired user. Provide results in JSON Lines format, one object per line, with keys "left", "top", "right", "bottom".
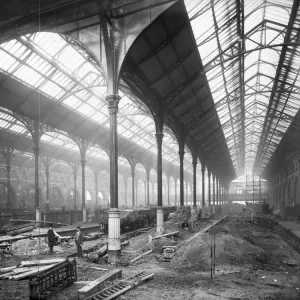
{"left": 47, "top": 224, "right": 61, "bottom": 254}
{"left": 74, "top": 226, "right": 84, "bottom": 258}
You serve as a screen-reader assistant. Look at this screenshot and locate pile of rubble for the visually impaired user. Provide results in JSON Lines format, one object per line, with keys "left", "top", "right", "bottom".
{"left": 11, "top": 238, "right": 65, "bottom": 256}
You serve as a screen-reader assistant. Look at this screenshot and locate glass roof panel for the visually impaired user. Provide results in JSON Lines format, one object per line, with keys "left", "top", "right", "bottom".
{"left": 0, "top": 32, "right": 194, "bottom": 177}
{"left": 185, "top": 0, "right": 297, "bottom": 176}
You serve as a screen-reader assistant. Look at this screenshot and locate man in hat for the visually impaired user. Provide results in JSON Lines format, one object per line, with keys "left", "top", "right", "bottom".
{"left": 47, "top": 224, "right": 61, "bottom": 254}
{"left": 74, "top": 226, "right": 84, "bottom": 258}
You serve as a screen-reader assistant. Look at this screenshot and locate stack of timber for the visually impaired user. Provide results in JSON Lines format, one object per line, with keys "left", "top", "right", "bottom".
{"left": 2, "top": 222, "right": 36, "bottom": 236}
{"left": 0, "top": 258, "right": 66, "bottom": 280}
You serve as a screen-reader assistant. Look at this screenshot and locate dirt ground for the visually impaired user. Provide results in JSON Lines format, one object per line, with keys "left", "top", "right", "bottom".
{"left": 1, "top": 217, "right": 300, "bottom": 300}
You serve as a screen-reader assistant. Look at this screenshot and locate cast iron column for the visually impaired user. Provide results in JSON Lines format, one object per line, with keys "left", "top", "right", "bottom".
{"left": 6, "top": 165, "right": 11, "bottom": 208}
{"left": 106, "top": 94, "right": 121, "bottom": 263}
{"left": 156, "top": 132, "right": 164, "bottom": 233}
{"left": 146, "top": 169, "right": 150, "bottom": 206}
{"left": 201, "top": 162, "right": 205, "bottom": 207}
{"left": 124, "top": 177, "right": 127, "bottom": 207}
{"left": 94, "top": 171, "right": 99, "bottom": 207}
{"left": 179, "top": 146, "right": 185, "bottom": 207}
{"left": 81, "top": 159, "right": 86, "bottom": 221}
{"left": 192, "top": 157, "right": 197, "bottom": 208}
{"left": 131, "top": 166, "right": 135, "bottom": 207}
{"left": 216, "top": 178, "right": 219, "bottom": 205}
{"left": 1, "top": 148, "right": 15, "bottom": 209}
{"left": 74, "top": 170, "right": 77, "bottom": 210}
{"left": 135, "top": 181, "right": 138, "bottom": 206}
{"left": 185, "top": 182, "right": 188, "bottom": 205}
{"left": 167, "top": 177, "right": 170, "bottom": 206}
{"left": 174, "top": 179, "right": 178, "bottom": 206}
{"left": 208, "top": 170, "right": 211, "bottom": 213}
{"left": 212, "top": 174, "right": 216, "bottom": 214}
{"left": 45, "top": 169, "right": 50, "bottom": 212}
{"left": 33, "top": 146, "right": 40, "bottom": 218}
{"left": 152, "top": 181, "right": 155, "bottom": 205}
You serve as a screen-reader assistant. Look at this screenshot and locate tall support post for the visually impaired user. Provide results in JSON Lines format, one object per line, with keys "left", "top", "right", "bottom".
{"left": 179, "top": 144, "right": 185, "bottom": 207}
{"left": 185, "top": 182, "right": 188, "bottom": 205}
{"left": 167, "top": 176, "right": 170, "bottom": 206}
{"left": 92, "top": 168, "right": 101, "bottom": 208}
{"left": 41, "top": 157, "right": 53, "bottom": 212}
{"left": 259, "top": 175, "right": 262, "bottom": 202}
{"left": 208, "top": 170, "right": 211, "bottom": 213}
{"left": 130, "top": 162, "right": 136, "bottom": 208}
{"left": 174, "top": 179, "right": 178, "bottom": 206}
{"left": 221, "top": 184, "right": 225, "bottom": 205}
{"left": 192, "top": 155, "right": 197, "bottom": 208}
{"left": 144, "top": 180, "right": 147, "bottom": 205}
{"left": 124, "top": 177, "right": 128, "bottom": 207}
{"left": 146, "top": 169, "right": 150, "bottom": 206}
{"left": 68, "top": 162, "right": 79, "bottom": 210}
{"left": 156, "top": 131, "right": 164, "bottom": 233}
{"left": 152, "top": 181, "right": 155, "bottom": 205}
{"left": 71, "top": 137, "right": 90, "bottom": 221}
{"left": 0, "top": 148, "right": 15, "bottom": 209}
{"left": 216, "top": 178, "right": 219, "bottom": 205}
{"left": 201, "top": 161, "right": 205, "bottom": 207}
{"left": 106, "top": 94, "right": 121, "bottom": 263}
{"left": 252, "top": 172, "right": 255, "bottom": 204}
{"left": 212, "top": 174, "right": 216, "bottom": 214}
{"left": 81, "top": 159, "right": 86, "bottom": 221}
{"left": 32, "top": 121, "right": 41, "bottom": 221}
{"left": 135, "top": 180, "right": 138, "bottom": 206}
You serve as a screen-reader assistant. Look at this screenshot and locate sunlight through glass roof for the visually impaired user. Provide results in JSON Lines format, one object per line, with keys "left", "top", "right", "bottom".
{"left": 185, "top": 0, "right": 300, "bottom": 175}
{"left": 0, "top": 32, "right": 193, "bottom": 176}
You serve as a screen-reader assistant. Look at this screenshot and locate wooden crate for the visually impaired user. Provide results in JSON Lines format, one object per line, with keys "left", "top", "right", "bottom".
{"left": 29, "top": 258, "right": 77, "bottom": 300}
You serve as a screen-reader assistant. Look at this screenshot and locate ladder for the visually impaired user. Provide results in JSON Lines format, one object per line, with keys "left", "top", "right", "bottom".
{"left": 86, "top": 271, "right": 153, "bottom": 300}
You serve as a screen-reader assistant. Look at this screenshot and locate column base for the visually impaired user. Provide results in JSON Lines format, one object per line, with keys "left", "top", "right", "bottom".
{"left": 108, "top": 208, "right": 121, "bottom": 263}
{"left": 156, "top": 207, "right": 164, "bottom": 233}
{"left": 83, "top": 206, "right": 87, "bottom": 222}
{"left": 35, "top": 207, "right": 41, "bottom": 227}
{"left": 108, "top": 249, "right": 121, "bottom": 264}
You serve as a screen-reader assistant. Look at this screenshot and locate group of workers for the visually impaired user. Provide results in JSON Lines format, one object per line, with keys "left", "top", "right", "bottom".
{"left": 47, "top": 225, "right": 84, "bottom": 258}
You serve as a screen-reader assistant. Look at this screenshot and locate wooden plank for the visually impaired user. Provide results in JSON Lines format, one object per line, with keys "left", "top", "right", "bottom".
{"left": 12, "top": 267, "right": 38, "bottom": 274}
{"left": 19, "top": 258, "right": 66, "bottom": 267}
{"left": 77, "top": 269, "right": 122, "bottom": 300}
{"left": 0, "top": 266, "right": 16, "bottom": 273}
{"left": 7, "top": 225, "right": 36, "bottom": 236}
{"left": 10, "top": 264, "right": 57, "bottom": 280}
{"left": 130, "top": 250, "right": 152, "bottom": 264}
{"left": 9, "top": 219, "right": 69, "bottom": 226}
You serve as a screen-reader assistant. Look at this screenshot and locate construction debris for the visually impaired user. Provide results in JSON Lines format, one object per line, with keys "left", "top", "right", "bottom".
{"left": 19, "top": 258, "right": 66, "bottom": 267}
{"left": 130, "top": 249, "right": 152, "bottom": 264}
{"left": 149, "top": 231, "right": 180, "bottom": 243}
{"left": 29, "top": 258, "right": 77, "bottom": 299}
{"left": 77, "top": 269, "right": 122, "bottom": 300}
{"left": 84, "top": 271, "right": 154, "bottom": 300}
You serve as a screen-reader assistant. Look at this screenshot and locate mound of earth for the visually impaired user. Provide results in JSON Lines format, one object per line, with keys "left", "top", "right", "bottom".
{"left": 171, "top": 226, "right": 265, "bottom": 271}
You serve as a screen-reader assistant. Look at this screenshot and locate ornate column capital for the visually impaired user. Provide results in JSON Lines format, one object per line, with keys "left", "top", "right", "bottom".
{"left": 33, "top": 146, "right": 39, "bottom": 156}
{"left": 178, "top": 149, "right": 185, "bottom": 158}
{"left": 155, "top": 132, "right": 164, "bottom": 146}
{"left": 106, "top": 94, "right": 121, "bottom": 114}
{"left": 6, "top": 165, "right": 11, "bottom": 175}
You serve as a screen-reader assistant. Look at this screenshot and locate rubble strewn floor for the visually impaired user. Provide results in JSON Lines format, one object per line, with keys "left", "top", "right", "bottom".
{"left": 1, "top": 216, "right": 300, "bottom": 300}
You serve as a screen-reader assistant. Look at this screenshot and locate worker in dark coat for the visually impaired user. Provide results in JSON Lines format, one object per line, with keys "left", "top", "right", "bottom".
{"left": 74, "top": 226, "right": 84, "bottom": 258}
{"left": 47, "top": 225, "right": 61, "bottom": 254}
